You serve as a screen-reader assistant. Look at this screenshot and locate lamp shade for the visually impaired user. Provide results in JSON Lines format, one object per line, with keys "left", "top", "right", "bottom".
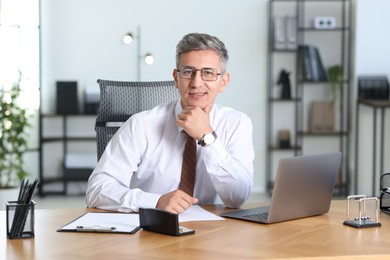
{"left": 144, "top": 53, "right": 154, "bottom": 65}
{"left": 123, "top": 33, "right": 134, "bottom": 45}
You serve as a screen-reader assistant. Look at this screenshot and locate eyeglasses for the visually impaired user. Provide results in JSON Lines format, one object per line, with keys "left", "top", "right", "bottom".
{"left": 177, "top": 66, "right": 223, "bottom": 81}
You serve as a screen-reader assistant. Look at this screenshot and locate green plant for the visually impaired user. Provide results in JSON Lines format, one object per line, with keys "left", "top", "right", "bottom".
{"left": 0, "top": 74, "right": 31, "bottom": 188}
{"left": 327, "top": 65, "right": 344, "bottom": 103}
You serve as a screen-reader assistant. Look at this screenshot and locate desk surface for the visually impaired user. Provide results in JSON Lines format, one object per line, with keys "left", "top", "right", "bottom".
{"left": 2, "top": 200, "right": 390, "bottom": 260}
{"left": 358, "top": 99, "right": 390, "bottom": 108}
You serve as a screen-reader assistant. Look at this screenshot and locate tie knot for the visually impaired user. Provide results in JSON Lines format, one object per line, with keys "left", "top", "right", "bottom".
{"left": 186, "top": 132, "right": 193, "bottom": 141}
{"left": 183, "top": 131, "right": 194, "bottom": 143}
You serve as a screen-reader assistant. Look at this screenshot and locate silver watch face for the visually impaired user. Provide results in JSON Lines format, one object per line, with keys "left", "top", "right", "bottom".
{"left": 204, "top": 133, "right": 215, "bottom": 145}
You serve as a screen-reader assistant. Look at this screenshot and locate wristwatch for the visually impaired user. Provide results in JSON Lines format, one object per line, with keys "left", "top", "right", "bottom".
{"left": 198, "top": 131, "right": 217, "bottom": 147}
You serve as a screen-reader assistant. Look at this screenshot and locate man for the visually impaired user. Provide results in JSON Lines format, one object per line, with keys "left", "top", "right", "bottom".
{"left": 86, "top": 33, "right": 254, "bottom": 214}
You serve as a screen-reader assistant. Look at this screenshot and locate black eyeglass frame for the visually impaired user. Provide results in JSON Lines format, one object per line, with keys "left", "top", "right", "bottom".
{"left": 176, "top": 66, "right": 224, "bottom": 81}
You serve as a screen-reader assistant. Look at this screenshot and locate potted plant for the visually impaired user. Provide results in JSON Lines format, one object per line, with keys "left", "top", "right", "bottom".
{"left": 327, "top": 65, "right": 344, "bottom": 132}
{"left": 327, "top": 65, "right": 344, "bottom": 103}
{"left": 0, "top": 73, "right": 31, "bottom": 190}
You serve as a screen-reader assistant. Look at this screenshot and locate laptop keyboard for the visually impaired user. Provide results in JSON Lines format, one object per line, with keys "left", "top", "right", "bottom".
{"left": 243, "top": 212, "right": 269, "bottom": 221}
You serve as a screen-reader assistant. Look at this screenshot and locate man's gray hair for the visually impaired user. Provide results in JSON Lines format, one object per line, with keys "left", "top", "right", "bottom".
{"left": 176, "top": 33, "right": 229, "bottom": 72}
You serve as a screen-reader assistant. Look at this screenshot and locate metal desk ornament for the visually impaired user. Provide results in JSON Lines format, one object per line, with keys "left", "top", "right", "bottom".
{"left": 343, "top": 195, "right": 381, "bottom": 228}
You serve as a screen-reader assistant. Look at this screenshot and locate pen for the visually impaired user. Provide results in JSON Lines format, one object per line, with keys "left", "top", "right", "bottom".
{"left": 76, "top": 225, "right": 117, "bottom": 232}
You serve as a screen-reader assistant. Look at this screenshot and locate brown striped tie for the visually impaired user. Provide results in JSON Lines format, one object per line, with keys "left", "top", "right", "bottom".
{"left": 179, "top": 132, "right": 196, "bottom": 196}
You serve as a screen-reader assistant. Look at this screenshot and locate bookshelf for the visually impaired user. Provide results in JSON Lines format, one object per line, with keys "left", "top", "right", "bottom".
{"left": 39, "top": 114, "right": 97, "bottom": 196}
{"left": 266, "top": 0, "right": 352, "bottom": 194}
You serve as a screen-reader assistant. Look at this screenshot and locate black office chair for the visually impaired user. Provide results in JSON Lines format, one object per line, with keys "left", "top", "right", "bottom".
{"left": 95, "top": 79, "right": 179, "bottom": 160}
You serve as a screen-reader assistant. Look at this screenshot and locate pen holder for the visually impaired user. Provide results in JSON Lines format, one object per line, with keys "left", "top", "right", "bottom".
{"left": 6, "top": 201, "right": 35, "bottom": 239}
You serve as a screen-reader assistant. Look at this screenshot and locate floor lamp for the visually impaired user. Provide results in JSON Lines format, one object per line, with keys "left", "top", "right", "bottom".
{"left": 123, "top": 26, "right": 154, "bottom": 81}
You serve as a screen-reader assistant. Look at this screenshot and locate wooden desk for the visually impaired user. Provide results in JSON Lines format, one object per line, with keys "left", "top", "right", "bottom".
{"left": 2, "top": 200, "right": 390, "bottom": 259}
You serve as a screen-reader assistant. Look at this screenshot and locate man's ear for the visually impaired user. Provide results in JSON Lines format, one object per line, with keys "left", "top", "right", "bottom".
{"left": 219, "top": 72, "right": 230, "bottom": 93}
{"left": 173, "top": 69, "right": 179, "bottom": 89}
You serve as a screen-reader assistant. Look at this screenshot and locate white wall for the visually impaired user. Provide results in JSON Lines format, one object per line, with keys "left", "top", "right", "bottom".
{"left": 354, "top": 0, "right": 390, "bottom": 196}
{"left": 40, "top": 0, "right": 390, "bottom": 196}
{"left": 40, "top": 0, "right": 268, "bottom": 192}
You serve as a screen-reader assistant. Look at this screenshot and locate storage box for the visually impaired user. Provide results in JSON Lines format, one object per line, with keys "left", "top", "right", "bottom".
{"left": 308, "top": 101, "right": 335, "bottom": 133}
{"left": 358, "top": 76, "right": 389, "bottom": 100}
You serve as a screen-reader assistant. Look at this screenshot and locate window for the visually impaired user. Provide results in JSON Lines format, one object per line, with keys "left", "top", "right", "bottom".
{"left": 0, "top": 0, "right": 40, "bottom": 178}
{"left": 0, "top": 0, "right": 40, "bottom": 111}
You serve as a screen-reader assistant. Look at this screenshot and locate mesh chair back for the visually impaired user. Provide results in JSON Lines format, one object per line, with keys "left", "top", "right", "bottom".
{"left": 95, "top": 79, "right": 179, "bottom": 160}
{"left": 380, "top": 173, "right": 390, "bottom": 192}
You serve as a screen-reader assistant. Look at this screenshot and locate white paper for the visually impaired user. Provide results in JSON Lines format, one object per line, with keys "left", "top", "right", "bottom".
{"left": 60, "top": 212, "right": 139, "bottom": 233}
{"left": 60, "top": 205, "right": 223, "bottom": 233}
{"left": 179, "top": 205, "right": 225, "bottom": 223}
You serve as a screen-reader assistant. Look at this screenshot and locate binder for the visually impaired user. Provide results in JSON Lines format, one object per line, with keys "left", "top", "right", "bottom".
{"left": 285, "top": 16, "right": 297, "bottom": 50}
{"left": 57, "top": 212, "right": 140, "bottom": 234}
{"left": 311, "top": 46, "right": 328, "bottom": 82}
{"left": 274, "top": 16, "right": 286, "bottom": 50}
{"left": 308, "top": 45, "right": 320, "bottom": 81}
{"left": 298, "top": 45, "right": 327, "bottom": 82}
{"left": 300, "top": 45, "right": 312, "bottom": 81}
{"left": 297, "top": 45, "right": 304, "bottom": 81}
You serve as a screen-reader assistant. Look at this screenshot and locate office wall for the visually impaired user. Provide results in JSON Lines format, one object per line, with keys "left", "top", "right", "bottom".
{"left": 40, "top": 0, "right": 268, "bottom": 192}
{"left": 354, "top": 0, "right": 390, "bottom": 195}
{"left": 40, "top": 0, "right": 390, "bottom": 195}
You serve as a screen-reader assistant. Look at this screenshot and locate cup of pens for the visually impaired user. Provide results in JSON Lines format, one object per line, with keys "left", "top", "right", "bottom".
{"left": 5, "top": 179, "right": 38, "bottom": 239}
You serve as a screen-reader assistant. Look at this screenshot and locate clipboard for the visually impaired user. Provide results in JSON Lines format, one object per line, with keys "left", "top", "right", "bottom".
{"left": 57, "top": 212, "right": 140, "bottom": 234}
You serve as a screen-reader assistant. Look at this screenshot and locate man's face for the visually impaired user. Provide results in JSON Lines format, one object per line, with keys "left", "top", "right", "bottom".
{"left": 173, "top": 50, "right": 230, "bottom": 110}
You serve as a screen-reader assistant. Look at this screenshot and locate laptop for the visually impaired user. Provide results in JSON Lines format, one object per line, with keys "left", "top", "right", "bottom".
{"left": 220, "top": 152, "right": 342, "bottom": 224}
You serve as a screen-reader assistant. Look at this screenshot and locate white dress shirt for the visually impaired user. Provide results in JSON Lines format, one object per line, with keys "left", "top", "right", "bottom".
{"left": 86, "top": 100, "right": 254, "bottom": 212}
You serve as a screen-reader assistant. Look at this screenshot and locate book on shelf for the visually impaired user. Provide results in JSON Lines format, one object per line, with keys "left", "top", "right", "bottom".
{"left": 298, "top": 45, "right": 328, "bottom": 82}
{"left": 308, "top": 46, "right": 319, "bottom": 81}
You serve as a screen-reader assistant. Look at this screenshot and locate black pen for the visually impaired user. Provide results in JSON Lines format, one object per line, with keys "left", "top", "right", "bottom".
{"left": 18, "top": 179, "right": 38, "bottom": 234}
{"left": 17, "top": 179, "right": 25, "bottom": 203}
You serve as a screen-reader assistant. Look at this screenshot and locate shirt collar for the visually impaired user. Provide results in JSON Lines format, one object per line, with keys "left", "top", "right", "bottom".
{"left": 175, "top": 101, "right": 184, "bottom": 132}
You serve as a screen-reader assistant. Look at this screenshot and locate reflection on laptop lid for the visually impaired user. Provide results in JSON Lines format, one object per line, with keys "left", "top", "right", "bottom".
{"left": 220, "top": 152, "right": 342, "bottom": 224}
